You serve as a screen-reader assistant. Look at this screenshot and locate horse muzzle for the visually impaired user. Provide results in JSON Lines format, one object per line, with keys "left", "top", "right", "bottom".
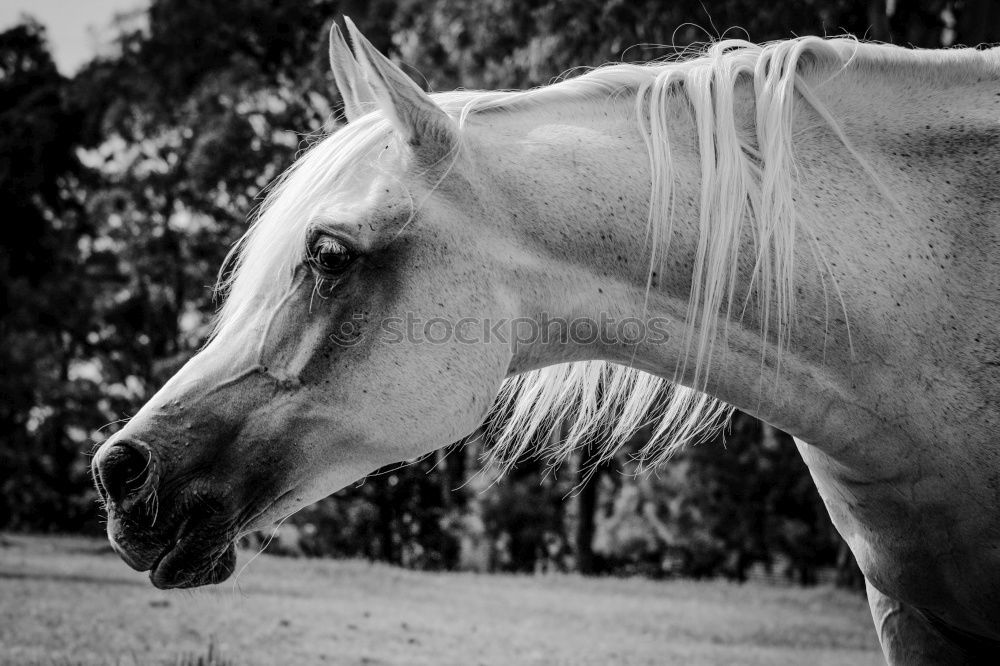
{"left": 92, "top": 437, "right": 239, "bottom": 589}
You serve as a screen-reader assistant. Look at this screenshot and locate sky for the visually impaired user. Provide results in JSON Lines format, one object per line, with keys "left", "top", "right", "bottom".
{"left": 0, "top": 0, "right": 148, "bottom": 74}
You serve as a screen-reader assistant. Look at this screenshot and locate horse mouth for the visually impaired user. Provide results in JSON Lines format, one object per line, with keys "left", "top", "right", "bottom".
{"left": 148, "top": 523, "right": 238, "bottom": 589}
{"left": 109, "top": 510, "right": 239, "bottom": 589}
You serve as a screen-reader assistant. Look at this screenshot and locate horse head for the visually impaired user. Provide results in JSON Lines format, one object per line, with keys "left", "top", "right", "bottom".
{"left": 91, "top": 22, "right": 551, "bottom": 588}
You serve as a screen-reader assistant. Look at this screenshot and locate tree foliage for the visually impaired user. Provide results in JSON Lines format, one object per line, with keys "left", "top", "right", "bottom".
{"left": 0, "top": 20, "right": 96, "bottom": 529}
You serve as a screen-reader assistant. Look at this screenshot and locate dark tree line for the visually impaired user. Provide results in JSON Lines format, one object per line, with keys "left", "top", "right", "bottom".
{"left": 2, "top": 0, "right": 995, "bottom": 583}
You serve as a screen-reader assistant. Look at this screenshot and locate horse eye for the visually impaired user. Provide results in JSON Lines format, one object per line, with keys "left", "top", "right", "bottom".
{"left": 309, "top": 236, "right": 355, "bottom": 276}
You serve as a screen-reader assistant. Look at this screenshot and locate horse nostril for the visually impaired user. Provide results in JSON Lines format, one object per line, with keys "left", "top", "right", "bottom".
{"left": 95, "top": 440, "right": 152, "bottom": 509}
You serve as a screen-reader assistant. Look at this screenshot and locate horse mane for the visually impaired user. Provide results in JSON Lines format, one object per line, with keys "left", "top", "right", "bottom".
{"left": 216, "top": 36, "right": 909, "bottom": 471}
{"left": 479, "top": 36, "right": 879, "bottom": 471}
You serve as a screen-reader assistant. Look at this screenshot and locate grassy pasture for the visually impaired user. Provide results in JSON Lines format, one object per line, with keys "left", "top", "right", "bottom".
{"left": 0, "top": 534, "right": 882, "bottom": 665}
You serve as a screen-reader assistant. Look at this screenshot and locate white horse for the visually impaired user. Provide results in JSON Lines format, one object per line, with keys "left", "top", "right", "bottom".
{"left": 92, "top": 20, "right": 1000, "bottom": 663}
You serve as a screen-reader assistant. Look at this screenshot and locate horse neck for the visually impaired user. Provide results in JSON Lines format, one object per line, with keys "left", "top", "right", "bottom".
{"left": 470, "top": 95, "right": 806, "bottom": 432}
{"left": 471, "top": 45, "right": 1000, "bottom": 452}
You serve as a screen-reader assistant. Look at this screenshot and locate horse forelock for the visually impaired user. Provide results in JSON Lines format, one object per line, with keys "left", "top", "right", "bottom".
{"left": 211, "top": 114, "right": 396, "bottom": 344}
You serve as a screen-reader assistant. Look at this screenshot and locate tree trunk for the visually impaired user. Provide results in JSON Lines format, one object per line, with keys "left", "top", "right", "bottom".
{"left": 575, "top": 431, "right": 602, "bottom": 575}
{"left": 957, "top": 0, "right": 1000, "bottom": 46}
{"left": 437, "top": 440, "right": 467, "bottom": 510}
{"left": 376, "top": 490, "right": 397, "bottom": 564}
{"left": 868, "top": 0, "right": 891, "bottom": 42}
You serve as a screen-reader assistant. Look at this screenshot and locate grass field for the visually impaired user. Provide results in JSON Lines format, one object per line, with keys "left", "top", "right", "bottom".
{"left": 0, "top": 534, "right": 883, "bottom": 666}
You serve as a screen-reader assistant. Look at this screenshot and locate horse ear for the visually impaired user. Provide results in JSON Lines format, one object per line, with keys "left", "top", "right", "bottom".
{"left": 342, "top": 17, "right": 457, "bottom": 161}
{"left": 329, "top": 23, "right": 377, "bottom": 122}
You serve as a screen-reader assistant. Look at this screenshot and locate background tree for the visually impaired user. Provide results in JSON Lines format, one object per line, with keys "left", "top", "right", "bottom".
{"left": 0, "top": 21, "right": 98, "bottom": 530}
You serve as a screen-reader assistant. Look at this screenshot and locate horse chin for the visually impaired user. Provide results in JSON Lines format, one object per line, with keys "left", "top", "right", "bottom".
{"left": 149, "top": 534, "right": 237, "bottom": 590}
